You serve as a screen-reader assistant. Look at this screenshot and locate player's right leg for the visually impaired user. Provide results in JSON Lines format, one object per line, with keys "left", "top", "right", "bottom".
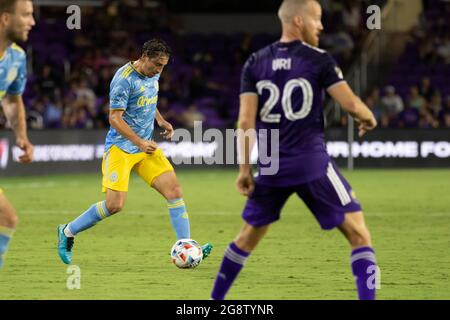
{"left": 0, "top": 190, "right": 19, "bottom": 270}
{"left": 210, "top": 223, "right": 270, "bottom": 300}
{"left": 211, "top": 183, "right": 292, "bottom": 300}
{"left": 135, "top": 148, "right": 213, "bottom": 260}
{"left": 338, "top": 211, "right": 379, "bottom": 300}
{"left": 57, "top": 145, "right": 138, "bottom": 264}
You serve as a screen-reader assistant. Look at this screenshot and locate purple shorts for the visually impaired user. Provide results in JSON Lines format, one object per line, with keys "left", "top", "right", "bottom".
{"left": 242, "top": 162, "right": 362, "bottom": 230}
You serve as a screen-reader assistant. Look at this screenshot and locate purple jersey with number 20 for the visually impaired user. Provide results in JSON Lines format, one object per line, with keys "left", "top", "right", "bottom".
{"left": 240, "top": 40, "right": 345, "bottom": 186}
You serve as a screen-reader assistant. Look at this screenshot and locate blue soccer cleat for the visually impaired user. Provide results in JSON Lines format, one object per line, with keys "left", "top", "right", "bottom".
{"left": 57, "top": 224, "right": 74, "bottom": 264}
{"left": 201, "top": 243, "right": 213, "bottom": 260}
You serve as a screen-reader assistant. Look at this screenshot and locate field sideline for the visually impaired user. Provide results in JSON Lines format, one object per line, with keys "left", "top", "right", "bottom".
{"left": 0, "top": 169, "right": 449, "bottom": 300}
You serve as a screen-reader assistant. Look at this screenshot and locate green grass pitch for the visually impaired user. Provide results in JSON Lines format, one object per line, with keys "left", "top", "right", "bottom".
{"left": 0, "top": 169, "right": 449, "bottom": 300}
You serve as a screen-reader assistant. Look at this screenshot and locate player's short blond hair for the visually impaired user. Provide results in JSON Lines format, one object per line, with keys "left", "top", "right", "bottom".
{"left": 277, "top": 0, "right": 316, "bottom": 23}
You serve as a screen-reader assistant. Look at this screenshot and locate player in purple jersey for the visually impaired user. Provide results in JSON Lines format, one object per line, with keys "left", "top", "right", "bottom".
{"left": 211, "top": 0, "right": 379, "bottom": 300}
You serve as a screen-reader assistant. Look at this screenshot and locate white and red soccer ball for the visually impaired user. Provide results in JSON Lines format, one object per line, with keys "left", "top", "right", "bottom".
{"left": 170, "top": 239, "right": 203, "bottom": 269}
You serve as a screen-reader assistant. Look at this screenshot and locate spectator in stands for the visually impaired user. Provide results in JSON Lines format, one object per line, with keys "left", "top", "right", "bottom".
{"left": 73, "top": 108, "right": 93, "bottom": 129}
{"left": 61, "top": 108, "right": 73, "bottom": 129}
{"left": 369, "top": 87, "right": 391, "bottom": 128}
{"left": 42, "top": 95, "right": 63, "bottom": 128}
{"left": 397, "top": 104, "right": 420, "bottom": 128}
{"left": 419, "top": 108, "right": 439, "bottom": 128}
{"left": 74, "top": 78, "right": 97, "bottom": 116}
{"left": 418, "top": 77, "right": 436, "bottom": 101}
{"left": 381, "top": 85, "right": 404, "bottom": 119}
{"left": 27, "top": 99, "right": 45, "bottom": 129}
{"left": 408, "top": 86, "right": 427, "bottom": 110}
{"left": 427, "top": 93, "right": 443, "bottom": 119}
{"left": 27, "top": 110, "right": 44, "bottom": 129}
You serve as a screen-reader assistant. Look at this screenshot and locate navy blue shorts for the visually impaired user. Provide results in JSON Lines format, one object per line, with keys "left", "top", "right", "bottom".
{"left": 242, "top": 162, "right": 362, "bottom": 230}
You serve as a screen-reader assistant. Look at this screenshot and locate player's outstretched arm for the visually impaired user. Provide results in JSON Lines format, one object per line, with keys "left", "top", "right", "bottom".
{"left": 327, "top": 82, "right": 377, "bottom": 137}
{"left": 2, "top": 94, "right": 33, "bottom": 163}
{"left": 109, "top": 109, "right": 157, "bottom": 153}
{"left": 236, "top": 93, "right": 258, "bottom": 196}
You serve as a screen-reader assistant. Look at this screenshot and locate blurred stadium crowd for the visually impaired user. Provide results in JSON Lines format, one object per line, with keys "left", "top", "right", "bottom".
{"left": 368, "top": 0, "right": 450, "bottom": 129}
{"left": 0, "top": 0, "right": 448, "bottom": 130}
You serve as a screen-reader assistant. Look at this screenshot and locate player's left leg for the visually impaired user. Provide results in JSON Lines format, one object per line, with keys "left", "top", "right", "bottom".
{"left": 0, "top": 190, "right": 18, "bottom": 270}
{"left": 297, "top": 161, "right": 379, "bottom": 300}
{"left": 211, "top": 182, "right": 293, "bottom": 300}
{"left": 151, "top": 171, "right": 189, "bottom": 239}
{"left": 57, "top": 145, "right": 137, "bottom": 264}
{"left": 151, "top": 171, "right": 213, "bottom": 259}
{"left": 134, "top": 149, "right": 212, "bottom": 258}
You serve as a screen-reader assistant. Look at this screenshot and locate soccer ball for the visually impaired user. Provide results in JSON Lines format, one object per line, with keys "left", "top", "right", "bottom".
{"left": 170, "top": 239, "right": 203, "bottom": 269}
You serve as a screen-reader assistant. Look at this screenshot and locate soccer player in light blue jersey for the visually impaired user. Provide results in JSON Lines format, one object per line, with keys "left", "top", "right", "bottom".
{"left": 57, "top": 39, "right": 213, "bottom": 267}
{"left": 0, "top": 0, "right": 35, "bottom": 270}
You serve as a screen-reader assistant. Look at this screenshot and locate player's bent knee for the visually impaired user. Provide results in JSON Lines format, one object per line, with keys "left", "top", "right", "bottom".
{"left": 0, "top": 207, "right": 18, "bottom": 228}
{"left": 348, "top": 228, "right": 372, "bottom": 248}
{"left": 173, "top": 184, "right": 183, "bottom": 199}
{"left": 106, "top": 201, "right": 125, "bottom": 215}
{"left": 166, "top": 184, "right": 183, "bottom": 200}
{"left": 6, "top": 211, "right": 18, "bottom": 228}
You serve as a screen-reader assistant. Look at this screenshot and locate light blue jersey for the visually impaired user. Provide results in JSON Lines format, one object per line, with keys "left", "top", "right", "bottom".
{"left": 0, "top": 43, "right": 27, "bottom": 101}
{"left": 105, "top": 62, "right": 160, "bottom": 154}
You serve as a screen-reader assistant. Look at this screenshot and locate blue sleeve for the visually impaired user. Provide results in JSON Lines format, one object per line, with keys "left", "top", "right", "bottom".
{"left": 320, "top": 53, "right": 345, "bottom": 90}
{"left": 109, "top": 77, "right": 131, "bottom": 110}
{"left": 7, "top": 55, "right": 27, "bottom": 95}
{"left": 240, "top": 53, "right": 258, "bottom": 94}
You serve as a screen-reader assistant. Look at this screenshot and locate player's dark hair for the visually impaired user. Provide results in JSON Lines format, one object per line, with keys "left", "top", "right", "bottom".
{"left": 0, "top": 0, "right": 27, "bottom": 14}
{"left": 141, "top": 39, "right": 172, "bottom": 59}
